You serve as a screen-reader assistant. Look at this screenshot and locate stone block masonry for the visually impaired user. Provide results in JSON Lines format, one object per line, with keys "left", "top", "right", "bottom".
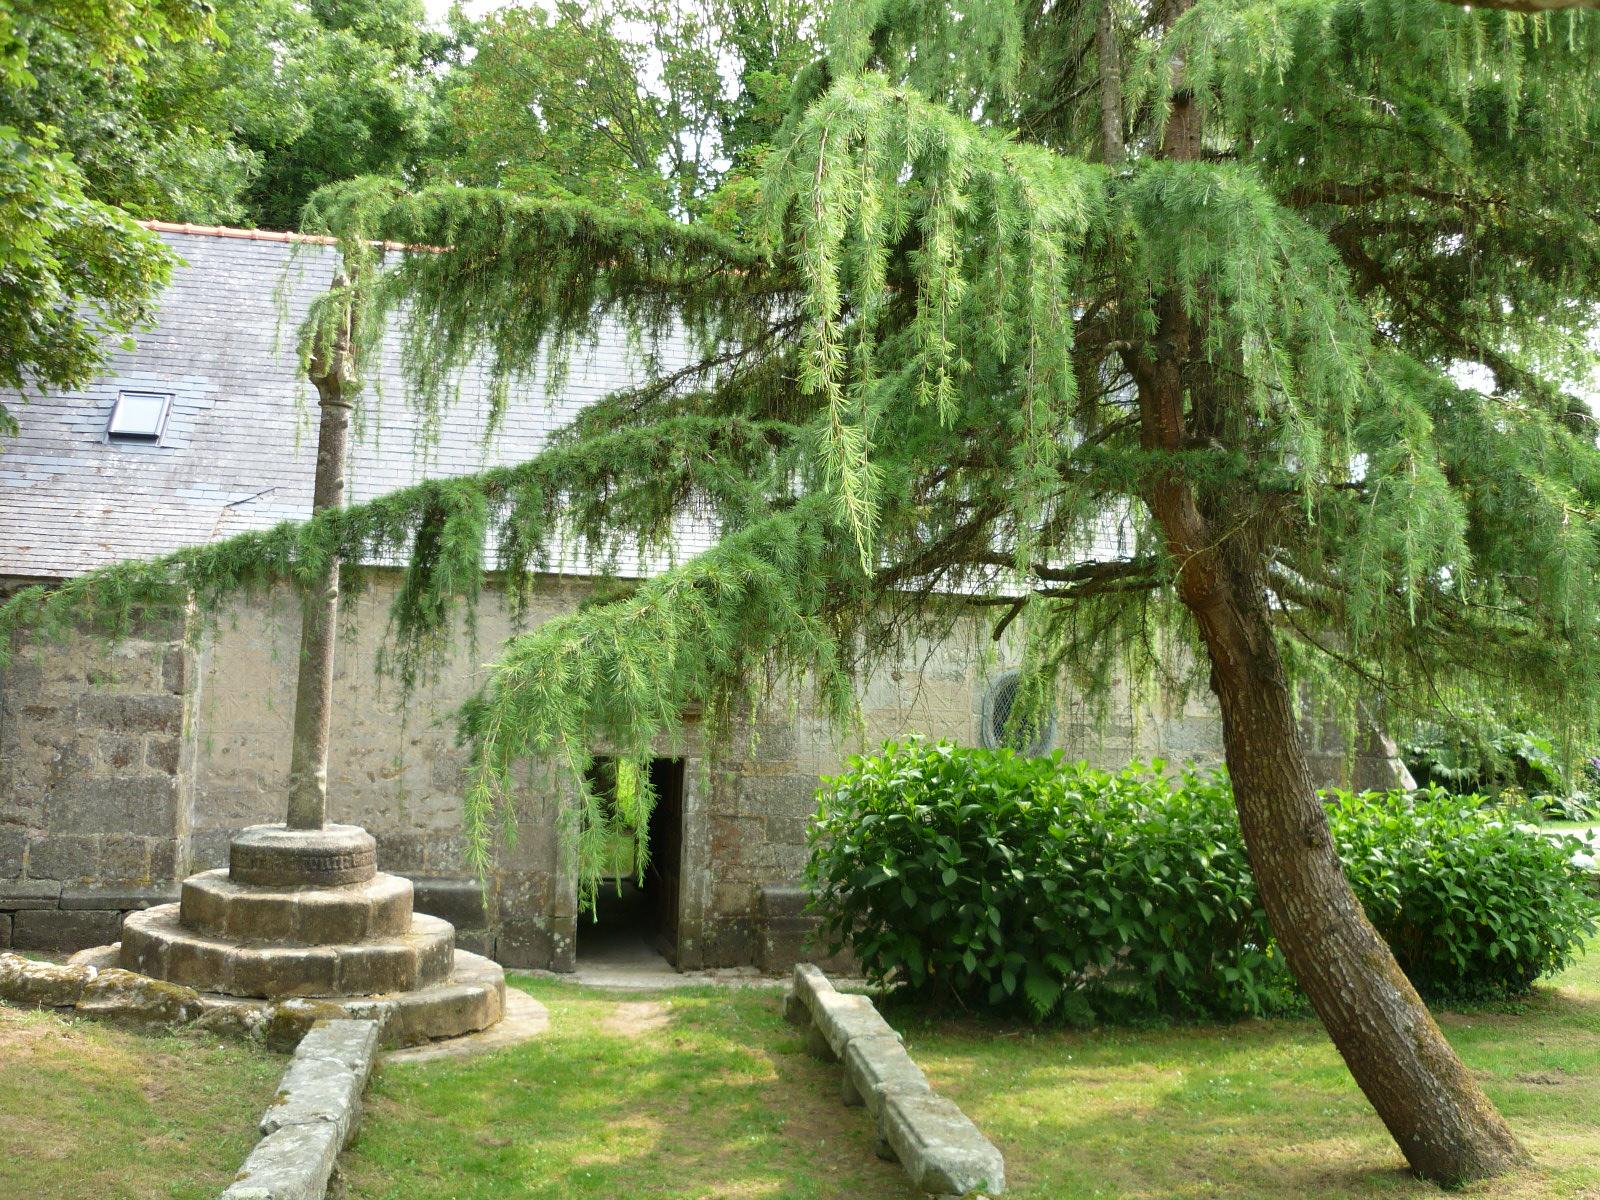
{"left": 2, "top": 608, "right": 198, "bottom": 948}
{"left": 786, "top": 963, "right": 1005, "bottom": 1196}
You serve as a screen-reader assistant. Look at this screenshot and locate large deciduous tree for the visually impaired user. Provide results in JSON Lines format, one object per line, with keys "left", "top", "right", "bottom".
{"left": 430, "top": 0, "right": 815, "bottom": 224}
{"left": 0, "top": 0, "right": 208, "bottom": 433}
{"left": 6, "top": 0, "right": 1600, "bottom": 1184}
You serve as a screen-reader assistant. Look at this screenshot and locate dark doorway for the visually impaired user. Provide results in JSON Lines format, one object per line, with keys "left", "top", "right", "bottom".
{"left": 576, "top": 756, "right": 685, "bottom": 967}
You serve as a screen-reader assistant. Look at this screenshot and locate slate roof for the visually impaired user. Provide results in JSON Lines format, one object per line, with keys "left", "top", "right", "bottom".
{"left": 0, "top": 224, "right": 705, "bottom": 581}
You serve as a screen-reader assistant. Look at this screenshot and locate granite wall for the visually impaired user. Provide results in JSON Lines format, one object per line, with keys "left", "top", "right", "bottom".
{"left": 0, "top": 599, "right": 198, "bottom": 949}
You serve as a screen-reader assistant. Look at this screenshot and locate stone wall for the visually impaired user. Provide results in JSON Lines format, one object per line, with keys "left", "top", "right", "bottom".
{"left": 0, "top": 596, "right": 197, "bottom": 949}
{"left": 3, "top": 570, "right": 1245, "bottom": 966}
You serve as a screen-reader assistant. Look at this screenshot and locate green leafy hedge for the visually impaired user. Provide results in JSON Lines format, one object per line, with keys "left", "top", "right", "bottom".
{"left": 805, "top": 740, "right": 1598, "bottom": 1021}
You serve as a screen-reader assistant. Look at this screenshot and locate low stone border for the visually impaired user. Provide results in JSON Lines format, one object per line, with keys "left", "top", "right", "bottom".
{"left": 785, "top": 963, "right": 1004, "bottom": 1196}
{"left": 0, "top": 952, "right": 206, "bottom": 1029}
{"left": 220, "top": 1018, "right": 380, "bottom": 1200}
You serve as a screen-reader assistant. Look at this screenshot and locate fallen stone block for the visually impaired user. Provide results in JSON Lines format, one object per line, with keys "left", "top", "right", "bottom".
{"left": 881, "top": 1090, "right": 1005, "bottom": 1197}
{"left": 76, "top": 967, "right": 202, "bottom": 1028}
{"left": 196, "top": 994, "right": 269, "bottom": 1041}
{"left": 220, "top": 1119, "right": 342, "bottom": 1200}
{"left": 844, "top": 1033, "right": 931, "bottom": 1120}
{"left": 0, "top": 951, "right": 94, "bottom": 1007}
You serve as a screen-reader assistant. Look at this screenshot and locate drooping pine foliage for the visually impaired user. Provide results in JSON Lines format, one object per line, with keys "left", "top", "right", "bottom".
{"left": 6, "top": 0, "right": 1600, "bottom": 896}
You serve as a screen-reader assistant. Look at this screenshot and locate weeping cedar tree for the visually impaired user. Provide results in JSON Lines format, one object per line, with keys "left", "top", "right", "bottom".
{"left": 5, "top": 0, "right": 1600, "bottom": 1183}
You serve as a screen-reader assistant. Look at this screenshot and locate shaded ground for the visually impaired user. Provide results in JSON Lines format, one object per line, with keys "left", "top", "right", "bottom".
{"left": 348, "top": 952, "right": 1600, "bottom": 1200}
{"left": 0, "top": 1004, "right": 282, "bottom": 1200}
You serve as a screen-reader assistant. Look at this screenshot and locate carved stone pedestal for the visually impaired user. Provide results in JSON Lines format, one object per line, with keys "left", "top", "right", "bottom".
{"left": 102, "top": 823, "right": 504, "bottom": 1043}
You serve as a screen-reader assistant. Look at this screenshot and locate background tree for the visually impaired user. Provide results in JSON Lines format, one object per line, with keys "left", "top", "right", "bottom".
{"left": 234, "top": 0, "right": 442, "bottom": 232}
{"left": 0, "top": 0, "right": 445, "bottom": 435}
{"left": 6, "top": 0, "right": 1600, "bottom": 1186}
{"left": 0, "top": 0, "right": 209, "bottom": 432}
{"left": 430, "top": 0, "right": 815, "bottom": 223}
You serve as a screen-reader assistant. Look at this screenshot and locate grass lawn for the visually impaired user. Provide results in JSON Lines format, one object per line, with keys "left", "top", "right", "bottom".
{"left": 910, "top": 951, "right": 1600, "bottom": 1199}
{"left": 347, "top": 951, "right": 1600, "bottom": 1200}
{"left": 0, "top": 1003, "right": 282, "bottom": 1200}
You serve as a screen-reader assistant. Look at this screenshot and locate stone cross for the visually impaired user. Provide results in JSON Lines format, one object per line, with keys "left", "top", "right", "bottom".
{"left": 285, "top": 273, "right": 356, "bottom": 832}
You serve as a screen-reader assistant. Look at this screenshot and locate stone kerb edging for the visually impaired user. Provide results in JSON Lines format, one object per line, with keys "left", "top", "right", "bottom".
{"left": 784, "top": 963, "right": 1005, "bottom": 1197}
{"left": 220, "top": 1018, "right": 380, "bottom": 1200}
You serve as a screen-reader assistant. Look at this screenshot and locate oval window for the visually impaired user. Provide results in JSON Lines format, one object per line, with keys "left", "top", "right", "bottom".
{"left": 980, "top": 670, "right": 1056, "bottom": 755}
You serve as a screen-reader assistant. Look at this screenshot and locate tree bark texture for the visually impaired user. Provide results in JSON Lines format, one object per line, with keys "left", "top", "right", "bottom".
{"left": 1095, "top": 0, "right": 1126, "bottom": 166}
{"left": 285, "top": 280, "right": 356, "bottom": 831}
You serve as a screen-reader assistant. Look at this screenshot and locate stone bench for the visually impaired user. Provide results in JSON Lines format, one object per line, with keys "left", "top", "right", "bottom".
{"left": 785, "top": 963, "right": 1005, "bottom": 1196}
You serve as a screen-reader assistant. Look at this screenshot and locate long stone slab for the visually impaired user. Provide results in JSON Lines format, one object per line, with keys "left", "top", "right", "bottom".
{"left": 223, "top": 1018, "right": 380, "bottom": 1200}
{"left": 789, "top": 963, "right": 1005, "bottom": 1195}
{"left": 812, "top": 989, "right": 900, "bottom": 1058}
{"left": 843, "top": 1033, "right": 932, "bottom": 1119}
{"left": 259, "top": 1020, "right": 379, "bottom": 1147}
{"left": 260, "top": 1057, "right": 363, "bottom": 1147}
{"left": 219, "top": 1119, "right": 343, "bottom": 1200}
{"left": 296, "top": 1020, "right": 381, "bottom": 1085}
{"left": 881, "top": 1090, "right": 1006, "bottom": 1197}
{"left": 790, "top": 962, "right": 835, "bottom": 1015}
{"left": 790, "top": 960, "right": 901, "bottom": 1057}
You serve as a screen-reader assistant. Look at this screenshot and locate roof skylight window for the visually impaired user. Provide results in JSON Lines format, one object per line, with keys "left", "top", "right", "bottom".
{"left": 107, "top": 391, "right": 172, "bottom": 443}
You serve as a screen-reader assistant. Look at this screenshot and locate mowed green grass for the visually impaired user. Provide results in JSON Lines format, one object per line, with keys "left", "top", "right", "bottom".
{"left": 907, "top": 952, "right": 1600, "bottom": 1199}
{"left": 344, "top": 981, "right": 918, "bottom": 1199}
{"left": 347, "top": 951, "right": 1600, "bottom": 1200}
{"left": 0, "top": 1004, "right": 282, "bottom": 1200}
{"left": 356, "top": 953, "right": 1600, "bottom": 1200}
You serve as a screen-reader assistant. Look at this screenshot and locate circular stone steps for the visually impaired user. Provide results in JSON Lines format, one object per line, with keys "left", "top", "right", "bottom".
{"left": 122, "top": 904, "right": 455, "bottom": 998}
{"left": 179, "top": 869, "right": 414, "bottom": 944}
{"left": 72, "top": 944, "right": 508, "bottom": 1048}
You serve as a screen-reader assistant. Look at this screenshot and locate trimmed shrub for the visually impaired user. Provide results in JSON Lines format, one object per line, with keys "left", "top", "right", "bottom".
{"left": 807, "top": 740, "right": 1292, "bottom": 1020}
{"left": 806, "top": 739, "right": 1599, "bottom": 1021}
{"left": 1331, "top": 788, "right": 1597, "bottom": 997}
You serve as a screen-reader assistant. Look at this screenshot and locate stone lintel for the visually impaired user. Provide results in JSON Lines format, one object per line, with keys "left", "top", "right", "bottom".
{"left": 220, "top": 1119, "right": 342, "bottom": 1200}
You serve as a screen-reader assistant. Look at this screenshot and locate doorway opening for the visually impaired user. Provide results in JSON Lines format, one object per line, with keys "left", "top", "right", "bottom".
{"left": 575, "top": 756, "right": 685, "bottom": 970}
